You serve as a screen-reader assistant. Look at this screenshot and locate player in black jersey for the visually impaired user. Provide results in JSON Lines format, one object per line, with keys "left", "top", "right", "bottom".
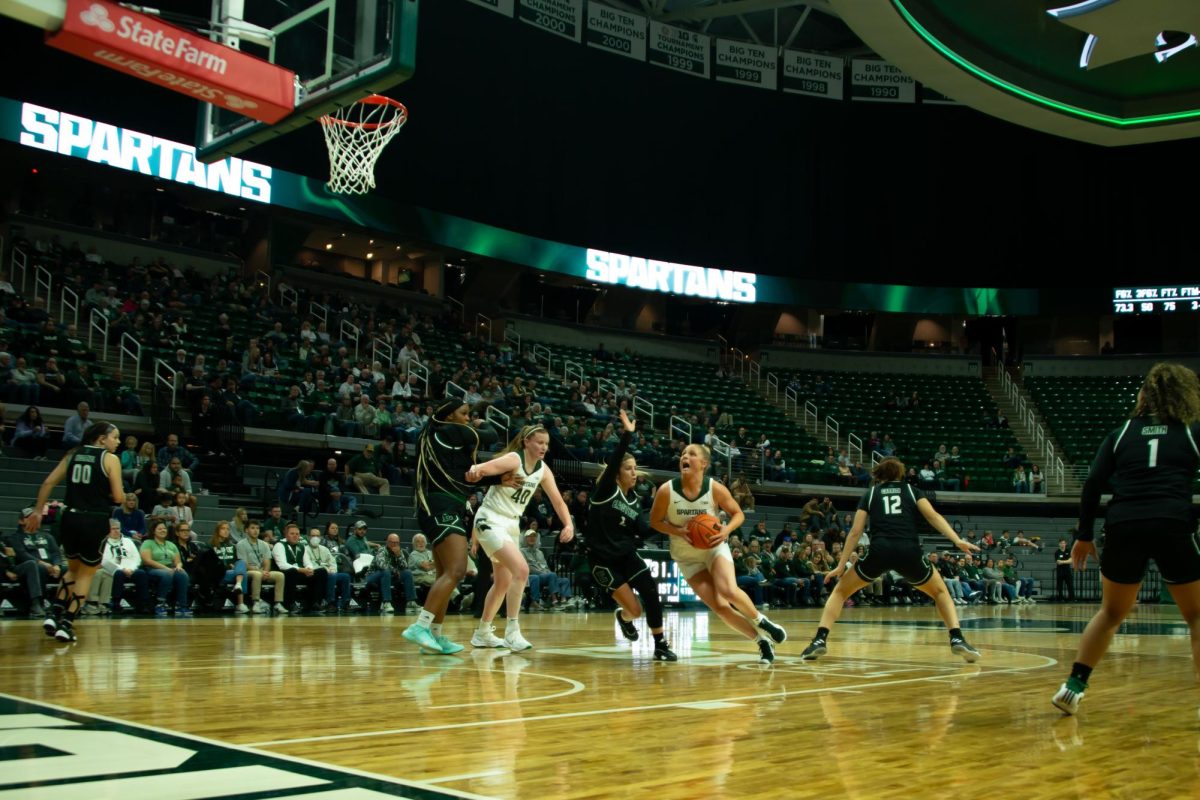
{"left": 402, "top": 398, "right": 515, "bottom": 654}
{"left": 1053, "top": 363, "right": 1200, "bottom": 715}
{"left": 799, "top": 457, "right": 981, "bottom": 663}
{"left": 24, "top": 421, "right": 124, "bottom": 642}
{"left": 587, "top": 410, "right": 677, "bottom": 661}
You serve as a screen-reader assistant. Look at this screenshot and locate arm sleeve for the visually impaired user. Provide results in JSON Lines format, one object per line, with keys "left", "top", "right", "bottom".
{"left": 1077, "top": 432, "right": 1117, "bottom": 540}
{"left": 595, "top": 430, "right": 633, "bottom": 498}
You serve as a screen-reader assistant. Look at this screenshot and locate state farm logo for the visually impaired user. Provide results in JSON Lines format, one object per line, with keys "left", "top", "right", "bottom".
{"left": 80, "top": 3, "right": 115, "bottom": 32}
{"left": 76, "top": 1, "right": 229, "bottom": 75}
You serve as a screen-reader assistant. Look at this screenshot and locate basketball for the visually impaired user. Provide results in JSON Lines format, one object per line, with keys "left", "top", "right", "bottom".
{"left": 686, "top": 514, "right": 723, "bottom": 549}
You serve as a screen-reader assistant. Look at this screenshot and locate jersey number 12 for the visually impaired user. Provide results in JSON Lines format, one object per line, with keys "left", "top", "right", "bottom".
{"left": 883, "top": 495, "right": 902, "bottom": 515}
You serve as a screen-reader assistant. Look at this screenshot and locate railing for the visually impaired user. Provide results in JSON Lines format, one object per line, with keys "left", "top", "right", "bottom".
{"left": 848, "top": 432, "right": 863, "bottom": 466}
{"left": 11, "top": 247, "right": 28, "bottom": 292}
{"left": 633, "top": 396, "right": 655, "bottom": 432}
{"left": 670, "top": 414, "right": 692, "bottom": 443}
{"left": 447, "top": 296, "right": 465, "bottom": 323}
{"left": 254, "top": 269, "right": 271, "bottom": 295}
{"left": 747, "top": 360, "right": 761, "bottom": 390}
{"left": 407, "top": 358, "right": 430, "bottom": 399}
{"left": 532, "top": 344, "right": 553, "bottom": 376}
{"left": 154, "top": 358, "right": 179, "bottom": 409}
{"left": 445, "top": 380, "right": 467, "bottom": 401}
{"left": 88, "top": 308, "right": 109, "bottom": 359}
{"left": 486, "top": 405, "right": 511, "bottom": 436}
{"left": 717, "top": 335, "right": 729, "bottom": 373}
{"left": 339, "top": 320, "right": 361, "bottom": 358}
{"left": 119, "top": 333, "right": 143, "bottom": 389}
{"left": 804, "top": 401, "right": 819, "bottom": 436}
{"left": 766, "top": 372, "right": 779, "bottom": 402}
{"left": 34, "top": 263, "right": 52, "bottom": 303}
{"left": 309, "top": 301, "right": 328, "bottom": 327}
{"left": 596, "top": 376, "right": 620, "bottom": 402}
{"left": 783, "top": 385, "right": 799, "bottom": 416}
{"left": 504, "top": 325, "right": 521, "bottom": 355}
{"left": 825, "top": 416, "right": 840, "bottom": 449}
{"left": 475, "top": 312, "right": 493, "bottom": 343}
{"left": 563, "top": 359, "right": 585, "bottom": 388}
{"left": 60, "top": 285, "right": 79, "bottom": 327}
{"left": 279, "top": 283, "right": 297, "bottom": 309}
{"left": 730, "top": 348, "right": 745, "bottom": 380}
{"left": 871, "top": 450, "right": 883, "bottom": 466}
{"left": 709, "top": 435, "right": 733, "bottom": 484}
{"left": 372, "top": 336, "right": 394, "bottom": 368}
{"left": 997, "top": 358, "right": 1068, "bottom": 493}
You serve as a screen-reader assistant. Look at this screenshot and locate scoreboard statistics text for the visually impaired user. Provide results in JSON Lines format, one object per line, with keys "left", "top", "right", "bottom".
{"left": 1113, "top": 286, "right": 1200, "bottom": 314}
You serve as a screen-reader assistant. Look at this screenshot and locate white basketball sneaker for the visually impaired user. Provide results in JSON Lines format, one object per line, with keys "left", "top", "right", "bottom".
{"left": 471, "top": 624, "right": 505, "bottom": 648}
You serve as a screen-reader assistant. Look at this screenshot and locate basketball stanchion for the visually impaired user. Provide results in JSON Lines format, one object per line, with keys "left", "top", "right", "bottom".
{"left": 319, "top": 94, "right": 408, "bottom": 195}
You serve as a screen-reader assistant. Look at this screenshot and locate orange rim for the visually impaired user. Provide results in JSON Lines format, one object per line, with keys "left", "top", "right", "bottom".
{"left": 319, "top": 95, "right": 408, "bottom": 131}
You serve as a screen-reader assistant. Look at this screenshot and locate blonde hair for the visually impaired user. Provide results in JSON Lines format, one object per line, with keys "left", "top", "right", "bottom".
{"left": 683, "top": 443, "right": 711, "bottom": 465}
{"left": 1134, "top": 363, "right": 1200, "bottom": 425}
{"left": 499, "top": 424, "right": 547, "bottom": 458}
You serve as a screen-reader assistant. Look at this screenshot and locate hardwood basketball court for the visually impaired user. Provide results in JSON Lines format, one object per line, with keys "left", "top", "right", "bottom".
{"left": 3, "top": 603, "right": 1197, "bottom": 798}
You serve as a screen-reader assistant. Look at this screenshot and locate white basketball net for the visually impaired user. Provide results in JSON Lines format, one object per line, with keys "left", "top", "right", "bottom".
{"left": 320, "top": 96, "right": 408, "bottom": 195}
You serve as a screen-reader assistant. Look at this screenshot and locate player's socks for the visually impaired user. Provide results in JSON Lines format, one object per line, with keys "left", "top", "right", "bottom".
{"left": 415, "top": 610, "right": 435, "bottom": 629}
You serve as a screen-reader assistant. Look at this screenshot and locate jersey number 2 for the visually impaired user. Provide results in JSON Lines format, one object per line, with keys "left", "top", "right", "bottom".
{"left": 883, "top": 495, "right": 901, "bottom": 515}
{"left": 71, "top": 464, "right": 92, "bottom": 484}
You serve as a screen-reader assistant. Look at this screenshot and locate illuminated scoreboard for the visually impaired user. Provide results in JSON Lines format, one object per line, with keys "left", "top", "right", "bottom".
{"left": 1113, "top": 286, "right": 1200, "bottom": 314}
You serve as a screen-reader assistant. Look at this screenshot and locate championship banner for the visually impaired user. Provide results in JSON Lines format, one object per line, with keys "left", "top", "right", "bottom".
{"left": 518, "top": 0, "right": 583, "bottom": 43}
{"left": 714, "top": 39, "right": 777, "bottom": 90}
{"left": 850, "top": 59, "right": 915, "bottom": 103}
{"left": 648, "top": 21, "right": 710, "bottom": 78}
{"left": 465, "top": 0, "right": 516, "bottom": 15}
{"left": 781, "top": 49, "right": 843, "bottom": 100}
{"left": 586, "top": 4, "right": 646, "bottom": 61}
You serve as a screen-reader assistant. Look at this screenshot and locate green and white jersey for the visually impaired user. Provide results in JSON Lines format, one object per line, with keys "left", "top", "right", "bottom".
{"left": 480, "top": 457, "right": 545, "bottom": 521}
{"left": 665, "top": 476, "right": 716, "bottom": 527}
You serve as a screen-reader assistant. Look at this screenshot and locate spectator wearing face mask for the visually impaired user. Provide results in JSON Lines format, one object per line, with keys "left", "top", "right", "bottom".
{"left": 307, "top": 528, "right": 350, "bottom": 613}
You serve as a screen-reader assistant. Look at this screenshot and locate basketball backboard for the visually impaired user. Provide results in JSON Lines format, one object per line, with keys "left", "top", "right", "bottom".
{"left": 196, "top": 0, "right": 417, "bottom": 163}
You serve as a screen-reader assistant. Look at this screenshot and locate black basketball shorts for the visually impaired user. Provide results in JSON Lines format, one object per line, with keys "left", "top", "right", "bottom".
{"left": 589, "top": 550, "right": 649, "bottom": 593}
{"left": 417, "top": 494, "right": 469, "bottom": 547}
{"left": 58, "top": 509, "right": 110, "bottom": 567}
{"left": 1100, "top": 519, "right": 1200, "bottom": 585}
{"left": 854, "top": 538, "right": 934, "bottom": 586}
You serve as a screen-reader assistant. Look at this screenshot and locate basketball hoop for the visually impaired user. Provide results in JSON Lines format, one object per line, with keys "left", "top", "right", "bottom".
{"left": 319, "top": 95, "right": 408, "bottom": 195}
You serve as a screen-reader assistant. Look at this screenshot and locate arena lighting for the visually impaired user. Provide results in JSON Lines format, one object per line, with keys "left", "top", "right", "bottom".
{"left": 366, "top": 252, "right": 374, "bottom": 259}
{"left": 324, "top": 243, "right": 332, "bottom": 250}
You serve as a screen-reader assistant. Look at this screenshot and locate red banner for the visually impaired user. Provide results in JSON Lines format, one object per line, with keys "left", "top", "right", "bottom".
{"left": 47, "top": 0, "right": 295, "bottom": 124}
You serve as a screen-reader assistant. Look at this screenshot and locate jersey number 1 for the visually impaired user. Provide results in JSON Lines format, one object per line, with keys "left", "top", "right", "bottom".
{"left": 71, "top": 464, "right": 92, "bottom": 484}
{"left": 883, "top": 495, "right": 901, "bottom": 515}
{"left": 1148, "top": 438, "right": 1159, "bottom": 468}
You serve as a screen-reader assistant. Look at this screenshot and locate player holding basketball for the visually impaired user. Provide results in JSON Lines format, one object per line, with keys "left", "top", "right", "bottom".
{"left": 466, "top": 424, "right": 574, "bottom": 652}
{"left": 24, "top": 422, "right": 125, "bottom": 643}
{"left": 650, "top": 444, "right": 786, "bottom": 665}
{"left": 402, "top": 399, "right": 516, "bottom": 654}
{"left": 799, "top": 457, "right": 981, "bottom": 663}
{"left": 588, "top": 409, "right": 677, "bottom": 661}
{"left": 1052, "top": 364, "right": 1200, "bottom": 715}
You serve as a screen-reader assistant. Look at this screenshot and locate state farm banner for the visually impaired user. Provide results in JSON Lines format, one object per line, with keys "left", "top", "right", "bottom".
{"left": 46, "top": 0, "right": 295, "bottom": 124}
{"left": 714, "top": 39, "right": 777, "bottom": 90}
{"left": 518, "top": 0, "right": 584, "bottom": 43}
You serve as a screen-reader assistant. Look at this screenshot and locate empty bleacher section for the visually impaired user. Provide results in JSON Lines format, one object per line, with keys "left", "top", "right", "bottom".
{"left": 1026, "top": 375, "right": 1138, "bottom": 465}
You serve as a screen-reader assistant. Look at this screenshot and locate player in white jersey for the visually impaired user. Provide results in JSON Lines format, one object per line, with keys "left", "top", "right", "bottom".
{"left": 650, "top": 443, "right": 787, "bottom": 665}
{"left": 466, "top": 424, "right": 574, "bottom": 651}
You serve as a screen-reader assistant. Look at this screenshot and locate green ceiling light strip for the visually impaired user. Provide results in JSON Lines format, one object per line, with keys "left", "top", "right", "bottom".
{"left": 890, "top": 0, "right": 1200, "bottom": 127}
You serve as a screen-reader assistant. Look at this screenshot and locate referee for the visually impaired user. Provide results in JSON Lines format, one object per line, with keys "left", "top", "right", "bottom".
{"left": 1053, "top": 363, "right": 1200, "bottom": 715}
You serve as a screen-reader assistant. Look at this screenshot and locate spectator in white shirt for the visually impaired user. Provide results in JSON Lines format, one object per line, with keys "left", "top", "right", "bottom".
{"left": 82, "top": 520, "right": 143, "bottom": 615}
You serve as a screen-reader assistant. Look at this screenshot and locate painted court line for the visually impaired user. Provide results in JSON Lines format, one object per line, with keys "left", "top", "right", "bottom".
{"left": 423, "top": 770, "right": 507, "bottom": 784}
{"left": 246, "top": 654, "right": 1057, "bottom": 747}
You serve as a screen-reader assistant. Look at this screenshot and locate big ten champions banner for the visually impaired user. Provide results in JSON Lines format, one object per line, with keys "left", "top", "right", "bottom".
{"left": 851, "top": 58, "right": 915, "bottom": 103}
{"left": 586, "top": 4, "right": 646, "bottom": 60}
{"left": 715, "top": 39, "right": 777, "bottom": 90}
{"left": 782, "top": 49, "right": 844, "bottom": 99}
{"left": 518, "top": 0, "right": 583, "bottom": 43}
{"left": 648, "top": 20, "right": 710, "bottom": 78}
